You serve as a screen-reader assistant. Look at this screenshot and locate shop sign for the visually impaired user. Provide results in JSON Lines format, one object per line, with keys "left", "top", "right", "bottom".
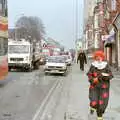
{"left": 0, "top": 16, "right": 8, "bottom": 38}
{"left": 110, "top": 28, "right": 115, "bottom": 34}
{"left": 103, "top": 28, "right": 115, "bottom": 44}
{"left": 102, "top": 35, "right": 109, "bottom": 41}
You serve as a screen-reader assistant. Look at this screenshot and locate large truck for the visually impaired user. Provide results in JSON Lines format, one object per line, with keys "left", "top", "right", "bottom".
{"left": 53, "top": 48, "right": 61, "bottom": 56}
{"left": 8, "top": 39, "right": 41, "bottom": 71}
{"left": 41, "top": 48, "right": 54, "bottom": 56}
{"left": 42, "top": 48, "right": 51, "bottom": 56}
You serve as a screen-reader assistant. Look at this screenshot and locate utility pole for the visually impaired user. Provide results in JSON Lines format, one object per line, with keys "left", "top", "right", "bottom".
{"left": 75, "top": 0, "right": 78, "bottom": 62}
{"left": 76, "top": 0, "right": 78, "bottom": 42}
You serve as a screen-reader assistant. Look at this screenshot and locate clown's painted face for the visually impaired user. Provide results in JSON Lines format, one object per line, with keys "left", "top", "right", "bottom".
{"left": 96, "top": 56, "right": 103, "bottom": 62}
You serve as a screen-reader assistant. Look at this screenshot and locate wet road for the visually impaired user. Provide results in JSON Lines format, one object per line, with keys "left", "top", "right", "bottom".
{"left": 0, "top": 67, "right": 69, "bottom": 120}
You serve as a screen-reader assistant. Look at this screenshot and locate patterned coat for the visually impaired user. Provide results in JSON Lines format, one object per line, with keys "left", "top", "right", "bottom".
{"left": 87, "top": 61, "right": 113, "bottom": 116}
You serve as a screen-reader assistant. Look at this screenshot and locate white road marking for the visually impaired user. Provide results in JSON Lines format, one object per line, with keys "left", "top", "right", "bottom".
{"left": 39, "top": 80, "right": 63, "bottom": 120}
{"left": 32, "top": 80, "right": 59, "bottom": 120}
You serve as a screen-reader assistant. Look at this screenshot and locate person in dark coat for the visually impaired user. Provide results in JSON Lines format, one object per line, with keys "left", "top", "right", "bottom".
{"left": 77, "top": 49, "right": 87, "bottom": 71}
{"left": 87, "top": 50, "right": 113, "bottom": 120}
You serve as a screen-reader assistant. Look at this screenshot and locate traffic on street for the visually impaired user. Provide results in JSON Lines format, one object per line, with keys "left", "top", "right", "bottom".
{"left": 0, "top": 0, "right": 120, "bottom": 120}
{"left": 0, "top": 64, "right": 72, "bottom": 120}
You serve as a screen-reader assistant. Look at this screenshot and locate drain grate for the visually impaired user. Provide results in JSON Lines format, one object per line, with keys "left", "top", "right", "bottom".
{"left": 64, "top": 112, "right": 84, "bottom": 120}
{"left": 3, "top": 113, "right": 12, "bottom": 117}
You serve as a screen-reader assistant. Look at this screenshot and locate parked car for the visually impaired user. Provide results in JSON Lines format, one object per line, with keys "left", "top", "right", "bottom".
{"left": 62, "top": 55, "right": 72, "bottom": 66}
{"left": 44, "top": 56, "right": 67, "bottom": 75}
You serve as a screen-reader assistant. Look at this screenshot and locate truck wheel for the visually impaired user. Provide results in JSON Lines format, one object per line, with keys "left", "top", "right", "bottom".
{"left": 28, "top": 63, "right": 33, "bottom": 72}
{"left": 8, "top": 67, "right": 11, "bottom": 72}
{"left": 28, "top": 67, "right": 32, "bottom": 72}
{"left": 34, "top": 61, "right": 39, "bottom": 70}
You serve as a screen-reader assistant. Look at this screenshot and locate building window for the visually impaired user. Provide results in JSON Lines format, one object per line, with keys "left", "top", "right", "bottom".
{"left": 0, "top": 0, "right": 7, "bottom": 16}
{"left": 0, "top": 0, "right": 3, "bottom": 16}
{"left": 96, "top": 0, "right": 104, "bottom": 4}
{"left": 0, "top": 38, "right": 8, "bottom": 56}
{"left": 111, "top": 0, "right": 116, "bottom": 11}
{"left": 94, "top": 14, "right": 99, "bottom": 29}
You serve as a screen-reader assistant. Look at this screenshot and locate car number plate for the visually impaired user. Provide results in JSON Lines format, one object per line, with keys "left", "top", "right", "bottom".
{"left": 53, "top": 70, "right": 58, "bottom": 72}
{"left": 16, "top": 61, "right": 20, "bottom": 63}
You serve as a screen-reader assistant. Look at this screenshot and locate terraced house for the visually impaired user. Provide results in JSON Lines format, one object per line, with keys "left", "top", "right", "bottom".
{"left": 84, "top": 0, "right": 120, "bottom": 70}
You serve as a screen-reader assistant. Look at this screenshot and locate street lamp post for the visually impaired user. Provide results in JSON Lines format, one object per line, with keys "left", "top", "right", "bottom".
{"left": 75, "top": 0, "right": 79, "bottom": 62}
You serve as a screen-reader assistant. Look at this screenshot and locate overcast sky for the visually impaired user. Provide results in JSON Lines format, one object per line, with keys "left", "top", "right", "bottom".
{"left": 8, "top": 0, "right": 83, "bottom": 49}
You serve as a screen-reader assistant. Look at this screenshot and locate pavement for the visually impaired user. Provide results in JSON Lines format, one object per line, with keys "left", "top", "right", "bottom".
{"left": 52, "top": 63, "right": 120, "bottom": 120}
{"left": 68, "top": 64, "right": 120, "bottom": 120}
{"left": 65, "top": 64, "right": 89, "bottom": 120}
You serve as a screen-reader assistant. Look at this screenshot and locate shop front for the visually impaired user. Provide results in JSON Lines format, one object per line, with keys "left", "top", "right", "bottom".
{"left": 104, "top": 27, "right": 115, "bottom": 66}
{"left": 113, "top": 13, "right": 120, "bottom": 70}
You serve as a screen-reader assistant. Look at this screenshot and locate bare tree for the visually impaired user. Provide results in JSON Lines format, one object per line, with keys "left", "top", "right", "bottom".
{"left": 15, "top": 16, "right": 45, "bottom": 42}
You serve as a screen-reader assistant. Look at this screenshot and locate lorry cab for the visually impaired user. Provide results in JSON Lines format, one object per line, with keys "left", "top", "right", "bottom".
{"left": 8, "top": 39, "right": 33, "bottom": 71}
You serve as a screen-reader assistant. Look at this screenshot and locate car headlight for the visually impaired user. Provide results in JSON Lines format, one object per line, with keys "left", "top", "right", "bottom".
{"left": 63, "top": 66, "right": 66, "bottom": 69}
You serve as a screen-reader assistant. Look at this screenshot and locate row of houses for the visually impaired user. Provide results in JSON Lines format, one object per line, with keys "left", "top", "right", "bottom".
{"left": 83, "top": 0, "right": 120, "bottom": 70}
{"left": 0, "top": 0, "right": 8, "bottom": 54}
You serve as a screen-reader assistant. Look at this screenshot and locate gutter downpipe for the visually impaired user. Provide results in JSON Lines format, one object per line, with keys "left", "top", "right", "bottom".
{"left": 113, "top": 24, "right": 119, "bottom": 71}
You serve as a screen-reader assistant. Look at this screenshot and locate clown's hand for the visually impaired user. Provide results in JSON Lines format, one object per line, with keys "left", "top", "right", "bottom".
{"left": 93, "top": 78, "right": 99, "bottom": 84}
{"left": 102, "top": 73, "right": 109, "bottom": 76}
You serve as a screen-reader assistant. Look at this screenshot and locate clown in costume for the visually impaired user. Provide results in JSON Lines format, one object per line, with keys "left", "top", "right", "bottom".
{"left": 87, "top": 51, "right": 113, "bottom": 120}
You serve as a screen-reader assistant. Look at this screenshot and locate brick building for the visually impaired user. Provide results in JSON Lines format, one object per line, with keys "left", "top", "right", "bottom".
{"left": 104, "top": 0, "right": 120, "bottom": 69}
{"left": 83, "top": 0, "right": 120, "bottom": 70}
{"left": 100, "top": 0, "right": 120, "bottom": 69}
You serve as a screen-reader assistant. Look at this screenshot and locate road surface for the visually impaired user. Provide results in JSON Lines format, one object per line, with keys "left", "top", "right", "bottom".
{"left": 0, "top": 65, "right": 120, "bottom": 120}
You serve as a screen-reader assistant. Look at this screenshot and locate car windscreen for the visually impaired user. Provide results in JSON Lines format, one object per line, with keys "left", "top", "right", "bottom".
{"left": 8, "top": 45, "right": 30, "bottom": 54}
{"left": 47, "top": 57, "right": 65, "bottom": 63}
{"left": 62, "top": 56, "right": 68, "bottom": 60}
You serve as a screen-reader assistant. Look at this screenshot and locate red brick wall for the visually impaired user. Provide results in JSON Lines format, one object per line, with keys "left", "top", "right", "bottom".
{"left": 116, "top": 0, "right": 120, "bottom": 12}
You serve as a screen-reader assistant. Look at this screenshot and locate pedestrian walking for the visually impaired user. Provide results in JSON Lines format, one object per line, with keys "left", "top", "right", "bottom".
{"left": 87, "top": 50, "right": 113, "bottom": 120}
{"left": 77, "top": 49, "right": 87, "bottom": 71}
{"left": 71, "top": 53, "right": 75, "bottom": 62}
